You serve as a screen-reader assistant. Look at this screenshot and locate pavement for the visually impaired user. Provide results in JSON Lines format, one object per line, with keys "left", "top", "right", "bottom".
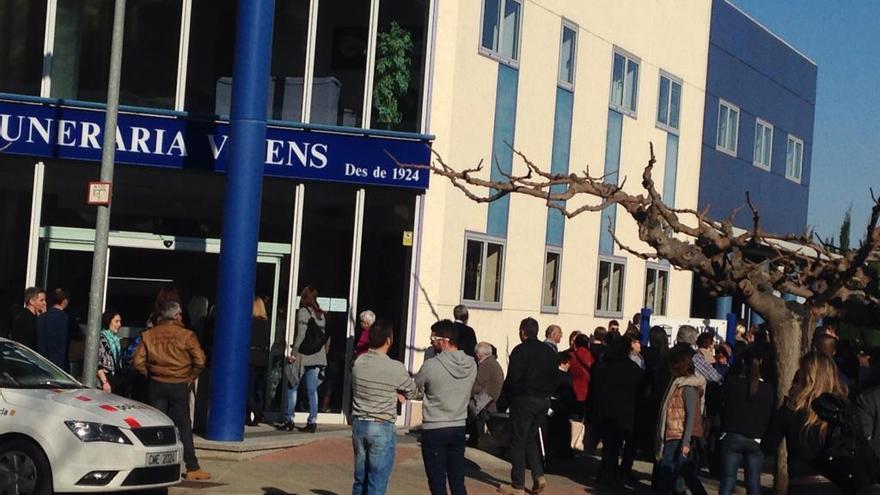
{"left": 160, "top": 426, "right": 775, "bottom": 495}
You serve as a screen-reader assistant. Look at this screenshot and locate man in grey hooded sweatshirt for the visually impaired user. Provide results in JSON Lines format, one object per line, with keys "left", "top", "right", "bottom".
{"left": 416, "top": 319, "right": 477, "bottom": 495}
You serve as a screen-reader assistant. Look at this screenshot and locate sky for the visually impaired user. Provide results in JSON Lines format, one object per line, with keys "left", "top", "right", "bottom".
{"left": 730, "top": 0, "right": 880, "bottom": 244}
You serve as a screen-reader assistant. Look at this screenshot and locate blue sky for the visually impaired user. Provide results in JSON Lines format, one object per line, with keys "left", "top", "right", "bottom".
{"left": 730, "top": 0, "right": 880, "bottom": 244}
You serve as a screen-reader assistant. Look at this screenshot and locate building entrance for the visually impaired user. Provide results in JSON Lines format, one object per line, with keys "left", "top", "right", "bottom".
{"left": 36, "top": 226, "right": 287, "bottom": 417}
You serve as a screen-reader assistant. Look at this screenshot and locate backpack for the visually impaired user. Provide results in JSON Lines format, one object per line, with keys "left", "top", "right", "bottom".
{"left": 811, "top": 393, "right": 880, "bottom": 493}
{"left": 298, "top": 317, "right": 326, "bottom": 356}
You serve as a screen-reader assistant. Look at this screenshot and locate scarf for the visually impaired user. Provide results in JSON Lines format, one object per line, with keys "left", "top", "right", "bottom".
{"left": 102, "top": 329, "right": 121, "bottom": 362}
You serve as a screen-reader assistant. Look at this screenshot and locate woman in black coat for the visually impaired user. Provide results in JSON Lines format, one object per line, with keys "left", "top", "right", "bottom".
{"left": 590, "top": 334, "right": 644, "bottom": 486}
{"left": 246, "top": 296, "right": 271, "bottom": 426}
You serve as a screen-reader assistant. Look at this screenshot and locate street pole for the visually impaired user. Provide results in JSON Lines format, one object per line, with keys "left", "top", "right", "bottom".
{"left": 82, "top": 0, "right": 126, "bottom": 388}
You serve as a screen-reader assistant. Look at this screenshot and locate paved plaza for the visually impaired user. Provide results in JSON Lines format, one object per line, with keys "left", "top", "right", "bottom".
{"left": 165, "top": 429, "right": 771, "bottom": 494}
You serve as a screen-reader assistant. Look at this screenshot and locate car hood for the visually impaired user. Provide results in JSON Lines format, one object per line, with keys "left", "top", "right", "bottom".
{"left": 1, "top": 387, "right": 173, "bottom": 428}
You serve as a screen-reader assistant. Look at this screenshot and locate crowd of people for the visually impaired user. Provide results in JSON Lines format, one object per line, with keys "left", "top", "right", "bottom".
{"left": 350, "top": 306, "right": 880, "bottom": 495}
{"left": 10, "top": 283, "right": 880, "bottom": 494}
{"left": 5, "top": 285, "right": 212, "bottom": 481}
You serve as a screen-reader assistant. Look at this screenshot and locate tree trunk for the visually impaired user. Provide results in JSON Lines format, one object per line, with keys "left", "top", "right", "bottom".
{"left": 769, "top": 313, "right": 804, "bottom": 495}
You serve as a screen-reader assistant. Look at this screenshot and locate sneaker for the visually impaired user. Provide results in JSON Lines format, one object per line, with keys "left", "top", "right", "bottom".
{"left": 496, "top": 484, "right": 525, "bottom": 495}
{"left": 281, "top": 421, "right": 296, "bottom": 432}
{"left": 298, "top": 423, "right": 317, "bottom": 433}
{"left": 183, "top": 469, "right": 211, "bottom": 481}
{"left": 530, "top": 476, "right": 547, "bottom": 494}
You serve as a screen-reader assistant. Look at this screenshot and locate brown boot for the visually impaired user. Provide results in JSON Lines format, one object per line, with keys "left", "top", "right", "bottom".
{"left": 496, "top": 483, "right": 525, "bottom": 495}
{"left": 183, "top": 469, "right": 211, "bottom": 481}
{"left": 531, "top": 475, "right": 547, "bottom": 494}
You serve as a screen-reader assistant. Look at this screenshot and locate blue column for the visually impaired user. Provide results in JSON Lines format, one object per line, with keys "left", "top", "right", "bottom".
{"left": 639, "top": 307, "right": 652, "bottom": 346}
{"left": 725, "top": 312, "right": 738, "bottom": 348}
{"left": 751, "top": 310, "right": 765, "bottom": 327}
{"left": 206, "top": 0, "right": 275, "bottom": 442}
{"left": 714, "top": 296, "right": 732, "bottom": 320}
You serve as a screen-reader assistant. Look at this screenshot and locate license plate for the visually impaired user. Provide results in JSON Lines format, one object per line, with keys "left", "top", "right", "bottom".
{"left": 146, "top": 450, "right": 178, "bottom": 466}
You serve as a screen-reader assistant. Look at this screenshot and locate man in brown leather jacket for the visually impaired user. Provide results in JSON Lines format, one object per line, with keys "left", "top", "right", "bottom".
{"left": 133, "top": 300, "right": 210, "bottom": 481}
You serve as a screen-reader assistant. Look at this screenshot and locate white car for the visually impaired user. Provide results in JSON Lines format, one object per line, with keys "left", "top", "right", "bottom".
{"left": 0, "top": 338, "right": 183, "bottom": 494}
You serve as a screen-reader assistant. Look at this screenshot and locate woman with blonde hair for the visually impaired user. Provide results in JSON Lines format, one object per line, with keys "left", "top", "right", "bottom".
{"left": 246, "top": 296, "right": 271, "bottom": 426}
{"left": 763, "top": 352, "right": 849, "bottom": 494}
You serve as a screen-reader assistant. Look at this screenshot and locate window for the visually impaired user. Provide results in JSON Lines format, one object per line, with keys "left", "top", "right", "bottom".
{"left": 753, "top": 119, "right": 773, "bottom": 170}
{"left": 644, "top": 265, "right": 669, "bottom": 316}
{"left": 0, "top": 0, "right": 47, "bottom": 95}
{"left": 786, "top": 135, "right": 804, "bottom": 183}
{"left": 557, "top": 21, "right": 577, "bottom": 88}
{"left": 461, "top": 234, "right": 505, "bottom": 307}
{"left": 609, "top": 50, "right": 639, "bottom": 116}
{"left": 656, "top": 73, "right": 682, "bottom": 132}
{"left": 480, "top": 0, "right": 522, "bottom": 64}
{"left": 52, "top": 0, "right": 183, "bottom": 109}
{"left": 596, "top": 257, "right": 625, "bottom": 316}
{"left": 541, "top": 249, "right": 561, "bottom": 312}
{"left": 716, "top": 100, "right": 739, "bottom": 156}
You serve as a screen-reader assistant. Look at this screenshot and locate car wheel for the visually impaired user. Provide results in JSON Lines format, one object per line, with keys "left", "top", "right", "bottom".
{"left": 0, "top": 438, "right": 52, "bottom": 495}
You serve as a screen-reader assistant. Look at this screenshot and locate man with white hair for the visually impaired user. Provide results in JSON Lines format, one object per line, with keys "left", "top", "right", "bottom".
{"left": 677, "top": 325, "right": 721, "bottom": 383}
{"left": 133, "top": 300, "right": 209, "bottom": 480}
{"left": 453, "top": 304, "right": 478, "bottom": 359}
{"left": 354, "top": 309, "right": 377, "bottom": 358}
{"left": 467, "top": 341, "right": 504, "bottom": 446}
{"left": 543, "top": 325, "right": 562, "bottom": 351}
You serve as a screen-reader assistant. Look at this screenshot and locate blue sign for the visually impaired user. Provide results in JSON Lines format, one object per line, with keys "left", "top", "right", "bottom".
{"left": 0, "top": 99, "right": 431, "bottom": 189}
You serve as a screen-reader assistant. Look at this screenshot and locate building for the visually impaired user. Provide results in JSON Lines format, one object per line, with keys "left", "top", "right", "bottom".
{"left": 411, "top": 0, "right": 711, "bottom": 407}
{"left": 0, "top": 0, "right": 814, "bottom": 428}
{"left": 691, "top": 0, "right": 817, "bottom": 321}
{"left": 0, "top": 0, "right": 433, "bottom": 429}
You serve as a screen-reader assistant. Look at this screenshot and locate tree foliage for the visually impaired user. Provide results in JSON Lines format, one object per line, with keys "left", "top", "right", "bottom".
{"left": 373, "top": 22, "right": 413, "bottom": 126}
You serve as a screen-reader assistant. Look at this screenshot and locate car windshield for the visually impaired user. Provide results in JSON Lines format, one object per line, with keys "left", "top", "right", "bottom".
{"left": 0, "top": 341, "right": 82, "bottom": 389}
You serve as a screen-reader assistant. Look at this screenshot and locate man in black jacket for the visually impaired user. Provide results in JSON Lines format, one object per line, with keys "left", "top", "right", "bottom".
{"left": 9, "top": 287, "right": 46, "bottom": 349}
{"left": 497, "top": 317, "right": 558, "bottom": 495}
{"left": 453, "top": 305, "right": 477, "bottom": 359}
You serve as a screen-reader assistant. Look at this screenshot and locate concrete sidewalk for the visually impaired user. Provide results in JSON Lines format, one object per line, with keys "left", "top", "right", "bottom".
{"left": 170, "top": 429, "right": 771, "bottom": 494}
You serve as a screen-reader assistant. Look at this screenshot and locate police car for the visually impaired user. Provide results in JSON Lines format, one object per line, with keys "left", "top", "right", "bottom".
{"left": 0, "top": 338, "right": 182, "bottom": 494}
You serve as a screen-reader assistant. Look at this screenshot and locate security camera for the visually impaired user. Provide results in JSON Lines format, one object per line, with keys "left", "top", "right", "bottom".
{"left": 163, "top": 239, "right": 173, "bottom": 248}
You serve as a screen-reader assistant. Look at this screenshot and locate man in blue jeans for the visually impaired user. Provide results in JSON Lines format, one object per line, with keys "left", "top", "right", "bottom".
{"left": 416, "top": 320, "right": 477, "bottom": 495}
{"left": 351, "top": 320, "right": 421, "bottom": 494}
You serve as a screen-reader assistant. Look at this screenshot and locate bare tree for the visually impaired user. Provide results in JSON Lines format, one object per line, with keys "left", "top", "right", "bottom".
{"left": 410, "top": 144, "right": 880, "bottom": 493}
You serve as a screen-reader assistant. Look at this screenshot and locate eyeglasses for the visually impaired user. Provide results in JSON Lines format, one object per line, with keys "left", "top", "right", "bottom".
{"left": 430, "top": 336, "right": 448, "bottom": 343}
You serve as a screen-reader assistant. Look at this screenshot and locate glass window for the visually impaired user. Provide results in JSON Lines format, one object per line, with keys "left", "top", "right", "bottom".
{"left": 644, "top": 265, "right": 669, "bottom": 316}
{"left": 541, "top": 250, "right": 561, "bottom": 311}
{"left": 0, "top": 0, "right": 47, "bottom": 95}
{"left": 596, "top": 257, "right": 625, "bottom": 316}
{"left": 479, "top": 0, "right": 521, "bottom": 64}
{"left": 309, "top": 0, "right": 370, "bottom": 126}
{"left": 184, "top": 0, "right": 236, "bottom": 115}
{"left": 558, "top": 22, "right": 577, "bottom": 88}
{"left": 271, "top": 0, "right": 311, "bottom": 122}
{"left": 461, "top": 234, "right": 505, "bottom": 306}
{"left": 481, "top": 0, "right": 500, "bottom": 52}
{"left": 657, "top": 73, "right": 681, "bottom": 132}
{"left": 0, "top": 157, "right": 34, "bottom": 340}
{"left": 51, "top": 0, "right": 183, "bottom": 109}
{"left": 610, "top": 50, "right": 639, "bottom": 115}
{"left": 370, "top": 0, "right": 429, "bottom": 132}
{"left": 754, "top": 119, "right": 773, "bottom": 170}
{"left": 786, "top": 135, "right": 804, "bottom": 183}
{"left": 716, "top": 100, "right": 739, "bottom": 155}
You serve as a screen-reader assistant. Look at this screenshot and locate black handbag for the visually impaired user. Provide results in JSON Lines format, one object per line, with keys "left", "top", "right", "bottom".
{"left": 298, "top": 317, "right": 326, "bottom": 356}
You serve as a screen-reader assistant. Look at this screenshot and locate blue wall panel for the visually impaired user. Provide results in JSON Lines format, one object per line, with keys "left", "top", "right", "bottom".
{"left": 698, "top": 0, "right": 816, "bottom": 236}
{"left": 487, "top": 64, "right": 520, "bottom": 237}
{"left": 662, "top": 133, "right": 679, "bottom": 206}
{"left": 545, "top": 88, "right": 574, "bottom": 247}
{"left": 600, "top": 110, "right": 623, "bottom": 254}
